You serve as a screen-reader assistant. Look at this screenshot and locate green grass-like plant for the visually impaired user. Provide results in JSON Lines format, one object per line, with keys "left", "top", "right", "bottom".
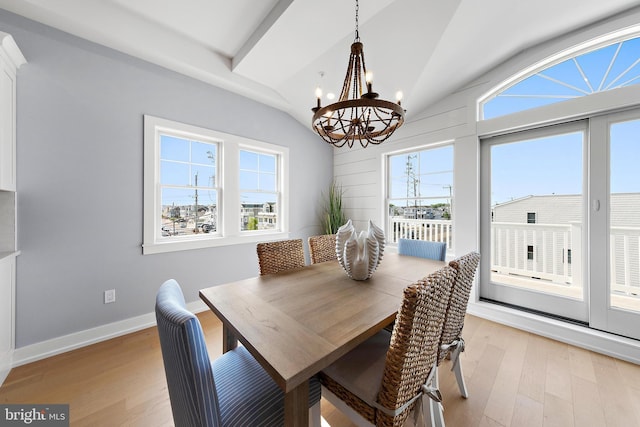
{"left": 321, "top": 181, "right": 347, "bottom": 234}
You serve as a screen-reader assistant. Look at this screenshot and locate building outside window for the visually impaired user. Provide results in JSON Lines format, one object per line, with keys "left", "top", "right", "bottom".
{"left": 527, "top": 212, "right": 536, "bottom": 224}
{"left": 527, "top": 245, "right": 534, "bottom": 261}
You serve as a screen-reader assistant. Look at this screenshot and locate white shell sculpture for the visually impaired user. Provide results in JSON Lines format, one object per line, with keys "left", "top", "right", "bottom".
{"left": 335, "top": 219, "right": 385, "bottom": 281}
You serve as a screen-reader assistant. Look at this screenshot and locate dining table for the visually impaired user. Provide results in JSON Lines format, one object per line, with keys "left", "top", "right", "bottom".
{"left": 199, "top": 251, "right": 446, "bottom": 427}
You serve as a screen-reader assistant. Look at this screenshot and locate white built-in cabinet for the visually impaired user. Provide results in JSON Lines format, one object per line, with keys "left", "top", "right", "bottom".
{"left": 0, "top": 32, "right": 25, "bottom": 386}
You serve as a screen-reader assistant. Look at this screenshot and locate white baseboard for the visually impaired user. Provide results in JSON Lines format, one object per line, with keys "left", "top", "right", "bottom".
{"left": 467, "top": 300, "right": 640, "bottom": 365}
{"left": 0, "top": 351, "right": 11, "bottom": 386}
{"left": 12, "top": 300, "right": 209, "bottom": 368}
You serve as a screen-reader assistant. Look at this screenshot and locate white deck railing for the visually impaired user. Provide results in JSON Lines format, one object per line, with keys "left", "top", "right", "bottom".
{"left": 490, "top": 222, "right": 640, "bottom": 298}
{"left": 610, "top": 226, "right": 640, "bottom": 297}
{"left": 490, "top": 222, "right": 576, "bottom": 285}
{"left": 388, "top": 217, "right": 453, "bottom": 249}
{"left": 389, "top": 218, "right": 639, "bottom": 298}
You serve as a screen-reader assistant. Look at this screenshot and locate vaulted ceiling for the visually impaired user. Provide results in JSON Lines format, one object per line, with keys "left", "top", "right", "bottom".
{"left": 1, "top": 0, "right": 637, "bottom": 128}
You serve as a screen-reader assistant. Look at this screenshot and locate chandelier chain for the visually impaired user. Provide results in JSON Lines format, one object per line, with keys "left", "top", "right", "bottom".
{"left": 354, "top": 0, "right": 360, "bottom": 41}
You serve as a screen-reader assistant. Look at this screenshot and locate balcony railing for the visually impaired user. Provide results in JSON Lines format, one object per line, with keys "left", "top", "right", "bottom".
{"left": 490, "top": 222, "right": 576, "bottom": 285}
{"left": 389, "top": 218, "right": 639, "bottom": 298}
{"left": 610, "top": 226, "right": 640, "bottom": 297}
{"left": 388, "top": 217, "right": 453, "bottom": 249}
{"left": 490, "top": 222, "right": 640, "bottom": 298}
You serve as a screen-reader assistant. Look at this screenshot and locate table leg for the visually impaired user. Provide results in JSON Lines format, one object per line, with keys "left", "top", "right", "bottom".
{"left": 284, "top": 380, "right": 309, "bottom": 427}
{"left": 222, "top": 324, "right": 238, "bottom": 353}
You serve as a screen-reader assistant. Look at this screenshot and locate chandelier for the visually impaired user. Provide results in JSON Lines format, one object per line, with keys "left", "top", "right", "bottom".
{"left": 311, "top": 0, "right": 405, "bottom": 148}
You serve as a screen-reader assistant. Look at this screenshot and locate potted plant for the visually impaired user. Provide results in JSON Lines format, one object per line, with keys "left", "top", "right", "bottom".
{"left": 321, "top": 181, "right": 347, "bottom": 234}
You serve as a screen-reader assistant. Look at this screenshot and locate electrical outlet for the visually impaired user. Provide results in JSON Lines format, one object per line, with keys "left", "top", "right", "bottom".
{"left": 104, "top": 289, "right": 116, "bottom": 304}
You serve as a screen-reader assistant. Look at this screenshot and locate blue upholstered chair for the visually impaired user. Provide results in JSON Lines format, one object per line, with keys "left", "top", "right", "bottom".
{"left": 398, "top": 238, "right": 447, "bottom": 261}
{"left": 155, "top": 279, "right": 322, "bottom": 427}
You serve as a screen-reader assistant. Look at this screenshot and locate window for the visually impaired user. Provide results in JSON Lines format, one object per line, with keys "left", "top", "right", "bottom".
{"left": 385, "top": 144, "right": 453, "bottom": 248}
{"left": 527, "top": 245, "right": 534, "bottom": 261}
{"left": 239, "top": 149, "right": 279, "bottom": 232}
{"left": 159, "top": 133, "right": 219, "bottom": 237}
{"left": 143, "top": 116, "right": 289, "bottom": 254}
{"left": 480, "top": 34, "right": 640, "bottom": 120}
{"left": 527, "top": 212, "right": 536, "bottom": 224}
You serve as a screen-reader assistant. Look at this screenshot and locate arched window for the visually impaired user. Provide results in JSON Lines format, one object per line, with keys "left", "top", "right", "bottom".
{"left": 480, "top": 32, "right": 640, "bottom": 120}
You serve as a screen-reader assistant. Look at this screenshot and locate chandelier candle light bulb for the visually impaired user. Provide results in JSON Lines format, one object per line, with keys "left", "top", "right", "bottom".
{"left": 315, "top": 86, "right": 322, "bottom": 109}
{"left": 365, "top": 71, "right": 374, "bottom": 93}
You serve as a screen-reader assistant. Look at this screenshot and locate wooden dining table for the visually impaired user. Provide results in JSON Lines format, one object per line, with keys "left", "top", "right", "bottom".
{"left": 199, "top": 252, "right": 445, "bottom": 427}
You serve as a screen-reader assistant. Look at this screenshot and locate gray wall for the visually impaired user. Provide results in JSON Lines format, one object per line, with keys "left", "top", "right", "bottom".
{"left": 0, "top": 10, "right": 333, "bottom": 348}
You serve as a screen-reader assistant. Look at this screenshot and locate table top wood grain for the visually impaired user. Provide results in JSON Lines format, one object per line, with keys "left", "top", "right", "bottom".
{"left": 199, "top": 252, "right": 445, "bottom": 393}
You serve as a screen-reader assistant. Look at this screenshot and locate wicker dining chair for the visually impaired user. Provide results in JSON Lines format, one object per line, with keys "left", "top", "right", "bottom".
{"left": 308, "top": 234, "right": 337, "bottom": 264}
{"left": 320, "top": 265, "right": 457, "bottom": 427}
{"left": 256, "top": 238, "right": 306, "bottom": 275}
{"left": 436, "top": 251, "right": 480, "bottom": 399}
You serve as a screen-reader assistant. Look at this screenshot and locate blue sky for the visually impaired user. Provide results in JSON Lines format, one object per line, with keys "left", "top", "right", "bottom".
{"left": 610, "top": 119, "right": 640, "bottom": 195}
{"left": 160, "top": 135, "right": 278, "bottom": 208}
{"left": 490, "top": 119, "right": 640, "bottom": 205}
{"left": 388, "top": 145, "right": 453, "bottom": 207}
{"left": 490, "top": 132, "right": 582, "bottom": 205}
{"left": 483, "top": 36, "right": 640, "bottom": 120}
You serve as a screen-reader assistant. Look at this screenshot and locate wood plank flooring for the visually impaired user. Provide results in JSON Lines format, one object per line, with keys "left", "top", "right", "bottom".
{"left": 1, "top": 313, "right": 639, "bottom": 426}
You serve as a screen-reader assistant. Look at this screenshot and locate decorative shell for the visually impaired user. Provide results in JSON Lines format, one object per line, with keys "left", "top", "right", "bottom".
{"left": 335, "top": 219, "right": 385, "bottom": 280}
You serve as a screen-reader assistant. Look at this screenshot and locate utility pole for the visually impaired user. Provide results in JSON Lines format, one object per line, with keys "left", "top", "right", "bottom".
{"left": 405, "top": 154, "right": 419, "bottom": 215}
{"left": 194, "top": 172, "right": 199, "bottom": 233}
{"left": 443, "top": 184, "right": 453, "bottom": 219}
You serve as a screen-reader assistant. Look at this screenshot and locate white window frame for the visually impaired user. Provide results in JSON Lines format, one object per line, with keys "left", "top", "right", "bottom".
{"left": 383, "top": 141, "right": 455, "bottom": 248}
{"left": 238, "top": 146, "right": 281, "bottom": 233}
{"left": 477, "top": 25, "right": 640, "bottom": 122}
{"left": 143, "top": 115, "right": 289, "bottom": 254}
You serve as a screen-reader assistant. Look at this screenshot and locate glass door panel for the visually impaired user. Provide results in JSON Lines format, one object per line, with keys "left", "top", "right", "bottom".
{"left": 480, "top": 121, "right": 588, "bottom": 322}
{"left": 610, "top": 118, "right": 640, "bottom": 314}
{"left": 590, "top": 110, "right": 640, "bottom": 340}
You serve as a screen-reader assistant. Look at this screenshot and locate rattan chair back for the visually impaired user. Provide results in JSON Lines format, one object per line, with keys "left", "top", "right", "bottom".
{"left": 256, "top": 239, "right": 306, "bottom": 275}
{"left": 438, "top": 251, "right": 480, "bottom": 364}
{"left": 308, "top": 234, "right": 337, "bottom": 264}
{"left": 376, "top": 265, "right": 457, "bottom": 427}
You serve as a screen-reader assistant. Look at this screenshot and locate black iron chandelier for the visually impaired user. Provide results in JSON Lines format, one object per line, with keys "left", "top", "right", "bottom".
{"left": 311, "top": 0, "right": 405, "bottom": 148}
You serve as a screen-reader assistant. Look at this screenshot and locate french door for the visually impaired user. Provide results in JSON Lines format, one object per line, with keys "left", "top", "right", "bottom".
{"left": 480, "top": 121, "right": 588, "bottom": 322}
{"left": 589, "top": 109, "right": 640, "bottom": 339}
{"left": 480, "top": 109, "right": 640, "bottom": 340}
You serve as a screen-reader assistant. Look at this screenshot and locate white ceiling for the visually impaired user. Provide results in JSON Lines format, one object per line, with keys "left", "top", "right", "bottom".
{"left": 1, "top": 0, "right": 638, "bottom": 128}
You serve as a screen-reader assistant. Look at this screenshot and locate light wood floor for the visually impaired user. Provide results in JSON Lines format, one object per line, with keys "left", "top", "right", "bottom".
{"left": 1, "top": 313, "right": 639, "bottom": 426}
